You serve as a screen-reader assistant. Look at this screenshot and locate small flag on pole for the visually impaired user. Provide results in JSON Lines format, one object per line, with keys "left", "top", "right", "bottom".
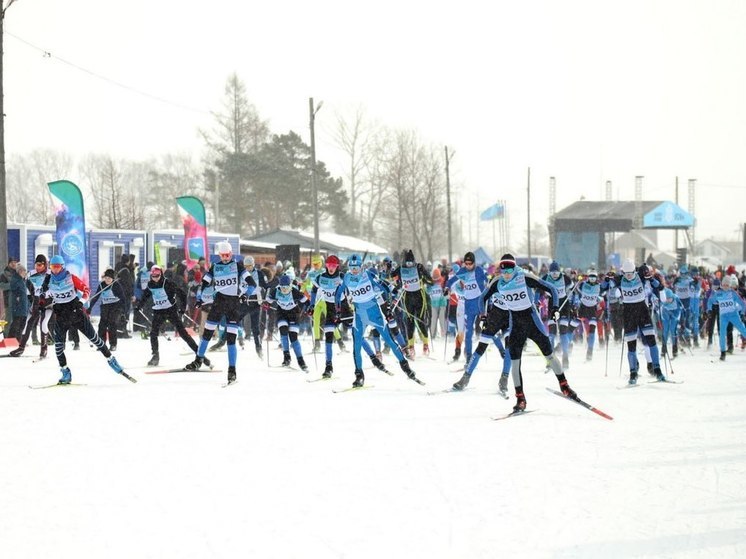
{"left": 480, "top": 202, "right": 505, "bottom": 221}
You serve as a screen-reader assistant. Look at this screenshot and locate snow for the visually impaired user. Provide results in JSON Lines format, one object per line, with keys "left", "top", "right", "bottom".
{"left": 1, "top": 333, "right": 746, "bottom": 559}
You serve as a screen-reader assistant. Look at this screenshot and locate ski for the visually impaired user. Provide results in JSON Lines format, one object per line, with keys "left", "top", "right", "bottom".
{"left": 410, "top": 377, "right": 426, "bottom": 386}
{"left": 372, "top": 366, "right": 395, "bottom": 376}
{"left": 648, "top": 379, "right": 684, "bottom": 385}
{"left": 332, "top": 385, "right": 374, "bottom": 393}
{"left": 145, "top": 368, "right": 222, "bottom": 374}
{"left": 222, "top": 379, "right": 238, "bottom": 388}
{"left": 617, "top": 383, "right": 643, "bottom": 390}
{"left": 306, "top": 376, "right": 337, "bottom": 383}
{"left": 269, "top": 364, "right": 298, "bottom": 371}
{"left": 119, "top": 372, "right": 138, "bottom": 383}
{"left": 426, "top": 387, "right": 464, "bottom": 395}
{"left": 545, "top": 387, "right": 614, "bottom": 420}
{"left": 491, "top": 409, "right": 538, "bottom": 421}
{"left": 0, "top": 354, "right": 32, "bottom": 359}
{"left": 29, "top": 383, "right": 87, "bottom": 389}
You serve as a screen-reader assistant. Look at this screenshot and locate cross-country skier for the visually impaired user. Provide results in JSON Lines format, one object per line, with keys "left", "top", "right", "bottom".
{"left": 264, "top": 273, "right": 309, "bottom": 371}
{"left": 391, "top": 249, "right": 433, "bottom": 357}
{"left": 184, "top": 242, "right": 254, "bottom": 385}
{"left": 337, "top": 254, "right": 421, "bottom": 388}
{"left": 136, "top": 264, "right": 210, "bottom": 368}
{"left": 707, "top": 274, "right": 746, "bottom": 361}
{"left": 40, "top": 255, "right": 132, "bottom": 384}
{"left": 87, "top": 268, "right": 126, "bottom": 351}
{"left": 492, "top": 254, "right": 577, "bottom": 413}
{"left": 310, "top": 254, "right": 344, "bottom": 378}
{"left": 9, "top": 254, "right": 53, "bottom": 359}
{"left": 445, "top": 251, "right": 487, "bottom": 365}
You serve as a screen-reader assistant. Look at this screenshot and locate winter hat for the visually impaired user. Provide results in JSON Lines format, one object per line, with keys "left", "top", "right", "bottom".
{"left": 103, "top": 268, "right": 116, "bottom": 279}
{"left": 463, "top": 251, "right": 475, "bottom": 263}
{"left": 549, "top": 261, "right": 560, "bottom": 273}
{"left": 403, "top": 249, "right": 415, "bottom": 264}
{"left": 35, "top": 254, "right": 48, "bottom": 265}
{"left": 499, "top": 253, "right": 516, "bottom": 269}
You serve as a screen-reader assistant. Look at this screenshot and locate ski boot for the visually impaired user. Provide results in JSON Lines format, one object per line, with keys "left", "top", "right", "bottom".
{"left": 110, "top": 345, "right": 117, "bottom": 352}
{"left": 498, "top": 374, "right": 509, "bottom": 396}
{"left": 313, "top": 339, "right": 321, "bottom": 353}
{"left": 73, "top": 343, "right": 80, "bottom": 351}
{"left": 646, "top": 362, "right": 655, "bottom": 376}
{"left": 451, "top": 347, "right": 461, "bottom": 362}
{"left": 322, "top": 361, "right": 333, "bottom": 379}
{"left": 352, "top": 369, "right": 365, "bottom": 388}
{"left": 559, "top": 378, "right": 577, "bottom": 399}
{"left": 209, "top": 339, "right": 226, "bottom": 352}
{"left": 227, "top": 366, "right": 237, "bottom": 384}
{"left": 297, "top": 357, "right": 308, "bottom": 372}
{"left": 337, "top": 339, "right": 347, "bottom": 352}
{"left": 39, "top": 344, "right": 47, "bottom": 359}
{"left": 203, "top": 356, "right": 212, "bottom": 369}
{"left": 370, "top": 355, "right": 388, "bottom": 372}
{"left": 452, "top": 372, "right": 470, "bottom": 391}
{"left": 282, "top": 351, "right": 292, "bottom": 367}
{"left": 423, "top": 343, "right": 430, "bottom": 356}
{"left": 585, "top": 349, "right": 592, "bottom": 362}
{"left": 58, "top": 366, "right": 72, "bottom": 385}
{"left": 513, "top": 390, "right": 526, "bottom": 412}
{"left": 628, "top": 370, "right": 639, "bottom": 385}
{"left": 147, "top": 353, "right": 159, "bottom": 367}
{"left": 185, "top": 356, "right": 204, "bottom": 371}
{"left": 107, "top": 356, "right": 124, "bottom": 374}
{"left": 399, "top": 359, "right": 422, "bottom": 384}
{"left": 653, "top": 367, "right": 666, "bottom": 382}
{"left": 9, "top": 346, "right": 25, "bottom": 357}
{"left": 720, "top": 351, "right": 726, "bottom": 361}
{"left": 238, "top": 338, "right": 245, "bottom": 349}
{"left": 256, "top": 347, "right": 263, "bottom": 360}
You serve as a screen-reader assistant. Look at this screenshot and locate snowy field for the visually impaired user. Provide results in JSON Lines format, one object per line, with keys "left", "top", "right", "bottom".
{"left": 1, "top": 330, "right": 745, "bottom": 559}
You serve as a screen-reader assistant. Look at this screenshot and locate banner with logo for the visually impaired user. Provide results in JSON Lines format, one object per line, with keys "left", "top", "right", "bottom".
{"left": 176, "top": 196, "right": 209, "bottom": 270}
{"left": 48, "top": 180, "right": 89, "bottom": 287}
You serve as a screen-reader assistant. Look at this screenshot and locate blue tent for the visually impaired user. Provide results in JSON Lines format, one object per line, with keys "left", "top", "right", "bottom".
{"left": 472, "top": 246, "right": 493, "bottom": 266}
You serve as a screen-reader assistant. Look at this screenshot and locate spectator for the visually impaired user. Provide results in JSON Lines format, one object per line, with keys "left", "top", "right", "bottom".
{"left": 9, "top": 264, "right": 31, "bottom": 340}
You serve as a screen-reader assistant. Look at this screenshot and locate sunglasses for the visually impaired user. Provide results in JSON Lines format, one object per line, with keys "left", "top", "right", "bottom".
{"left": 500, "top": 267, "right": 515, "bottom": 275}
{"left": 219, "top": 253, "right": 232, "bottom": 259}
{"left": 50, "top": 264, "right": 63, "bottom": 272}
{"left": 464, "top": 261, "right": 475, "bottom": 266}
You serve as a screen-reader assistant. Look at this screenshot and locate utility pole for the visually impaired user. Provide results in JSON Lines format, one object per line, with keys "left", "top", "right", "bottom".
{"left": 527, "top": 167, "right": 531, "bottom": 267}
{"left": 445, "top": 146, "right": 453, "bottom": 262}
{"left": 0, "top": 1, "right": 17, "bottom": 269}
{"left": 309, "top": 98, "right": 323, "bottom": 255}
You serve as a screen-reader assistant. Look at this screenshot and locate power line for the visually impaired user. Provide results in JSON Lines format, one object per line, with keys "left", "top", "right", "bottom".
{"left": 6, "top": 30, "right": 211, "bottom": 115}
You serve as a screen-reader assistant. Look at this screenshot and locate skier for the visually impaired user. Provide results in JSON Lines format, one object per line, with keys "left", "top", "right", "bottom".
{"left": 310, "top": 254, "right": 344, "bottom": 378}
{"left": 264, "top": 273, "right": 309, "bottom": 371}
{"left": 137, "top": 264, "right": 210, "bottom": 368}
{"left": 540, "top": 260, "right": 576, "bottom": 369}
{"left": 241, "top": 255, "right": 267, "bottom": 358}
{"left": 660, "top": 287, "right": 684, "bottom": 358}
{"left": 602, "top": 259, "right": 665, "bottom": 384}
{"left": 40, "top": 255, "right": 133, "bottom": 384}
{"left": 493, "top": 254, "right": 577, "bottom": 413}
{"left": 9, "top": 254, "right": 53, "bottom": 359}
{"left": 707, "top": 274, "right": 746, "bottom": 361}
{"left": 337, "top": 254, "right": 421, "bottom": 387}
{"left": 445, "top": 251, "right": 487, "bottom": 365}
{"left": 452, "top": 275, "right": 513, "bottom": 395}
{"left": 672, "top": 264, "right": 695, "bottom": 346}
{"left": 576, "top": 268, "right": 602, "bottom": 362}
{"left": 185, "top": 242, "right": 254, "bottom": 385}
{"left": 87, "top": 268, "right": 126, "bottom": 351}
{"left": 391, "top": 249, "right": 433, "bottom": 357}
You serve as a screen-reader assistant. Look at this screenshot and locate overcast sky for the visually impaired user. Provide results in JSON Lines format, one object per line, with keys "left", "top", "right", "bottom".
{"left": 5, "top": 0, "right": 746, "bottom": 250}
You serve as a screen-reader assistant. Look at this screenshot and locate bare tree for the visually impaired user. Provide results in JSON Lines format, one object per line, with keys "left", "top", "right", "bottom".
{"left": 332, "top": 105, "right": 376, "bottom": 225}
{"left": 6, "top": 149, "right": 72, "bottom": 224}
{"left": 78, "top": 154, "right": 147, "bottom": 229}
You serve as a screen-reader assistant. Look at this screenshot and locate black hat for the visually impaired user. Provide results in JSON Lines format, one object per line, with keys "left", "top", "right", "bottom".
{"left": 8, "top": 256, "right": 18, "bottom": 264}
{"left": 464, "top": 251, "right": 475, "bottom": 263}
{"left": 404, "top": 249, "right": 415, "bottom": 263}
{"left": 35, "top": 254, "right": 47, "bottom": 264}
{"left": 103, "top": 268, "right": 116, "bottom": 279}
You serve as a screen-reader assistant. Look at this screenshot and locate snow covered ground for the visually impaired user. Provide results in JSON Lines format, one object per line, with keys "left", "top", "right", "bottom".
{"left": 1, "top": 331, "right": 745, "bottom": 559}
